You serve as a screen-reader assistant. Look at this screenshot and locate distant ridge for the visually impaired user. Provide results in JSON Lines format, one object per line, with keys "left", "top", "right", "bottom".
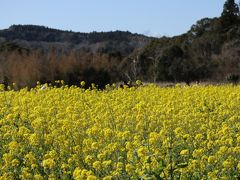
{"left": 0, "top": 24, "right": 152, "bottom": 44}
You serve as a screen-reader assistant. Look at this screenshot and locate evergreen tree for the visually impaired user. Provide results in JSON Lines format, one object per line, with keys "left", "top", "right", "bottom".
{"left": 221, "top": 0, "right": 239, "bottom": 26}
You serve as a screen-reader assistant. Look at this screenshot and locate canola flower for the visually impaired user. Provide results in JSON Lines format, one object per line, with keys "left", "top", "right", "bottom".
{"left": 0, "top": 83, "right": 240, "bottom": 179}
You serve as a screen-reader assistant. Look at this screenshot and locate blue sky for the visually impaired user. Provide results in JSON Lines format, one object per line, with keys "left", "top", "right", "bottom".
{"left": 1, "top": 0, "right": 226, "bottom": 37}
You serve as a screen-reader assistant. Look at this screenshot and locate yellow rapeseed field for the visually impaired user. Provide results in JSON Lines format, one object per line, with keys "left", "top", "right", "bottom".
{"left": 0, "top": 83, "right": 240, "bottom": 179}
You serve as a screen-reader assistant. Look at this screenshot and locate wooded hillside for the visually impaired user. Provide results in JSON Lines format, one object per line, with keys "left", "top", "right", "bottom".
{"left": 0, "top": 0, "right": 240, "bottom": 88}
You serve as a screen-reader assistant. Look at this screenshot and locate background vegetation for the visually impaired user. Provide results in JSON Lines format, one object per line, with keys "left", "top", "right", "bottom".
{"left": 0, "top": 0, "right": 240, "bottom": 88}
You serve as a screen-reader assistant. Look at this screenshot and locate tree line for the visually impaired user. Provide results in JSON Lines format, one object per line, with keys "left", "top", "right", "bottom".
{"left": 121, "top": 0, "right": 240, "bottom": 84}
{"left": 0, "top": 0, "right": 240, "bottom": 88}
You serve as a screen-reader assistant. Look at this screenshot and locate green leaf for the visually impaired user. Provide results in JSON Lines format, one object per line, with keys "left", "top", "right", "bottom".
{"left": 177, "top": 162, "right": 188, "bottom": 168}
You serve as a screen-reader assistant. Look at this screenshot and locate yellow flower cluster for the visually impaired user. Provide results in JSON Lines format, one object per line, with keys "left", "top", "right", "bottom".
{"left": 0, "top": 83, "right": 240, "bottom": 179}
